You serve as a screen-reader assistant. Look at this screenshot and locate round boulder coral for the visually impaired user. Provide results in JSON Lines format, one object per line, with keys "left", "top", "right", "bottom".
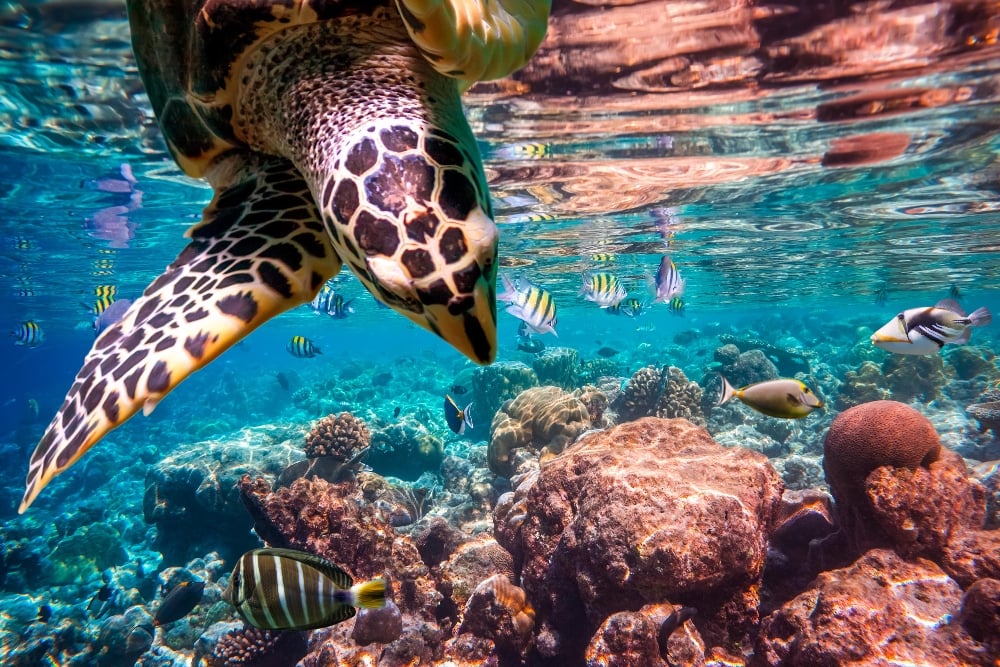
{"left": 304, "top": 412, "right": 371, "bottom": 459}
{"left": 823, "top": 400, "right": 941, "bottom": 550}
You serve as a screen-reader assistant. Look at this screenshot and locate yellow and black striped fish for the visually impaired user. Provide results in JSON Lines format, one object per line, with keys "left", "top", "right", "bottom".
{"left": 223, "top": 548, "right": 386, "bottom": 630}
{"left": 497, "top": 275, "right": 558, "bottom": 336}
{"left": 606, "top": 297, "right": 644, "bottom": 318}
{"left": 12, "top": 320, "right": 43, "bottom": 347}
{"left": 287, "top": 335, "right": 321, "bottom": 358}
{"left": 93, "top": 284, "right": 118, "bottom": 300}
{"left": 668, "top": 296, "right": 685, "bottom": 315}
{"left": 580, "top": 272, "right": 627, "bottom": 308}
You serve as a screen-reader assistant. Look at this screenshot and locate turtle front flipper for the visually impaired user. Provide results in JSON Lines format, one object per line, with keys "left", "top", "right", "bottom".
{"left": 19, "top": 154, "right": 340, "bottom": 513}
{"left": 395, "top": 0, "right": 550, "bottom": 83}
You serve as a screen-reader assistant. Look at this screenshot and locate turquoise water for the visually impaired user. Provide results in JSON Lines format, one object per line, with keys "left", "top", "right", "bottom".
{"left": 1, "top": 1, "right": 999, "bottom": 665}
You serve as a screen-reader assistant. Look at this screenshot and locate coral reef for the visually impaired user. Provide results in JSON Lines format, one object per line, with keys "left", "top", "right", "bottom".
{"left": 530, "top": 347, "right": 580, "bottom": 389}
{"left": 712, "top": 343, "right": 779, "bottom": 387}
{"left": 143, "top": 428, "right": 302, "bottom": 565}
{"left": 756, "top": 549, "right": 992, "bottom": 666}
{"left": 834, "top": 360, "right": 891, "bottom": 410}
{"left": 578, "top": 357, "right": 625, "bottom": 386}
{"left": 472, "top": 362, "right": 540, "bottom": 434}
{"left": 883, "top": 353, "right": 952, "bottom": 402}
{"left": 584, "top": 611, "right": 660, "bottom": 666}
{"left": 494, "top": 417, "right": 783, "bottom": 661}
{"left": 967, "top": 388, "right": 1000, "bottom": 436}
{"left": 50, "top": 522, "right": 128, "bottom": 586}
{"left": 439, "top": 535, "right": 516, "bottom": 614}
{"left": 945, "top": 345, "right": 1000, "bottom": 381}
{"left": 303, "top": 412, "right": 370, "bottom": 459}
{"left": 487, "top": 386, "right": 592, "bottom": 477}
{"left": 718, "top": 333, "right": 810, "bottom": 376}
{"left": 611, "top": 365, "right": 704, "bottom": 425}
{"left": 455, "top": 574, "right": 535, "bottom": 661}
{"left": 368, "top": 417, "right": 444, "bottom": 481}
{"left": 822, "top": 400, "right": 941, "bottom": 552}
{"left": 351, "top": 601, "right": 403, "bottom": 646}
{"left": 202, "top": 624, "right": 309, "bottom": 667}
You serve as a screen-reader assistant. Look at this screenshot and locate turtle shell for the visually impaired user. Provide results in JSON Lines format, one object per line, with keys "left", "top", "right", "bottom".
{"left": 127, "top": 0, "right": 381, "bottom": 177}
{"left": 127, "top": 0, "right": 549, "bottom": 176}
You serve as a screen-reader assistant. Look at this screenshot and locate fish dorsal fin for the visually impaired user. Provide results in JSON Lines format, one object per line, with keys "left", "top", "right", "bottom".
{"left": 253, "top": 548, "right": 354, "bottom": 589}
{"left": 935, "top": 298, "right": 965, "bottom": 315}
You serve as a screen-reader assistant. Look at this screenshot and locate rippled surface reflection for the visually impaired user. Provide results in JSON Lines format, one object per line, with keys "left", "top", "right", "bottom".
{"left": 0, "top": 0, "right": 998, "bottom": 309}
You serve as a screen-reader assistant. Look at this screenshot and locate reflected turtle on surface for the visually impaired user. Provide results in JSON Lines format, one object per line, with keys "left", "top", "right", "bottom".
{"left": 20, "top": 0, "right": 551, "bottom": 512}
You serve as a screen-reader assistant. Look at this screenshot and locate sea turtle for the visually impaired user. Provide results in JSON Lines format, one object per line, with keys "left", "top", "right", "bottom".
{"left": 20, "top": 0, "right": 550, "bottom": 512}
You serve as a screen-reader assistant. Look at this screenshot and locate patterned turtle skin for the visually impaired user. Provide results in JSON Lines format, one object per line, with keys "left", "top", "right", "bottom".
{"left": 19, "top": 0, "right": 550, "bottom": 513}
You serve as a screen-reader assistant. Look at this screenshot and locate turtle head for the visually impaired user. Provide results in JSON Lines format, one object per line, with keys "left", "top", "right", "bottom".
{"left": 324, "top": 119, "right": 499, "bottom": 365}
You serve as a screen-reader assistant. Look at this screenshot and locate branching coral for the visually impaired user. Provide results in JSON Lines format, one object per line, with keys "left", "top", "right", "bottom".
{"left": 304, "top": 412, "right": 371, "bottom": 459}
{"left": 204, "top": 626, "right": 308, "bottom": 667}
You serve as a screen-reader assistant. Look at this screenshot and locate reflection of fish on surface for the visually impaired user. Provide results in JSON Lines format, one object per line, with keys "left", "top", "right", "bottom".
{"left": 871, "top": 298, "right": 992, "bottom": 355}
{"left": 716, "top": 374, "right": 824, "bottom": 419}
{"left": 580, "top": 272, "right": 627, "bottom": 308}
{"left": 155, "top": 580, "right": 205, "bottom": 627}
{"left": 12, "top": 320, "right": 43, "bottom": 347}
{"left": 498, "top": 274, "right": 558, "bottom": 336}
{"left": 85, "top": 164, "right": 142, "bottom": 250}
{"left": 874, "top": 283, "right": 889, "bottom": 306}
{"left": 444, "top": 394, "right": 474, "bottom": 434}
{"left": 223, "top": 547, "right": 386, "bottom": 630}
{"left": 287, "top": 335, "right": 321, "bottom": 358}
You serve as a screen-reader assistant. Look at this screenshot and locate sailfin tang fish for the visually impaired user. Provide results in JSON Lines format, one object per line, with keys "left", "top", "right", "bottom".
{"left": 871, "top": 299, "right": 991, "bottom": 355}
{"left": 223, "top": 547, "right": 386, "bottom": 630}
{"left": 444, "top": 394, "right": 474, "bottom": 434}
{"left": 717, "top": 374, "right": 823, "bottom": 419}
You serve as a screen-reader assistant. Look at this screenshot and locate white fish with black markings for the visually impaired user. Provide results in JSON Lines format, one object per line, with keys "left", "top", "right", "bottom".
{"left": 497, "top": 275, "right": 558, "bottom": 336}
{"left": 223, "top": 547, "right": 385, "bottom": 630}
{"left": 871, "top": 298, "right": 991, "bottom": 355}
{"left": 653, "top": 255, "right": 685, "bottom": 304}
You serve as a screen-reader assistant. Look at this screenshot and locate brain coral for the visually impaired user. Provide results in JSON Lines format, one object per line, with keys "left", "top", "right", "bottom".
{"left": 823, "top": 400, "right": 941, "bottom": 549}
{"left": 488, "top": 386, "right": 591, "bottom": 477}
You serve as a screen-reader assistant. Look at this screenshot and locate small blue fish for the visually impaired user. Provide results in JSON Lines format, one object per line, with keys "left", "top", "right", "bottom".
{"left": 311, "top": 285, "right": 354, "bottom": 319}
{"left": 497, "top": 275, "right": 558, "bottom": 336}
{"left": 94, "top": 299, "right": 133, "bottom": 335}
{"left": 12, "top": 321, "right": 43, "bottom": 347}
{"left": 580, "top": 272, "right": 627, "bottom": 308}
{"left": 444, "top": 394, "right": 474, "bottom": 434}
{"left": 653, "top": 255, "right": 685, "bottom": 304}
{"left": 287, "top": 335, "right": 321, "bottom": 358}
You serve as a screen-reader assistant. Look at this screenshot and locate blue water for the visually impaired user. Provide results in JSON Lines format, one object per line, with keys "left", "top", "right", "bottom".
{"left": 1, "top": 1, "right": 999, "bottom": 665}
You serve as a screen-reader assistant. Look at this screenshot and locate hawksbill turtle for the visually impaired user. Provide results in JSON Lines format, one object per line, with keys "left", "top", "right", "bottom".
{"left": 20, "top": 0, "right": 550, "bottom": 512}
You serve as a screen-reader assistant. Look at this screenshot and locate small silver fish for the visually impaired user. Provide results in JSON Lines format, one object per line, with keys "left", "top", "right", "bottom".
{"left": 871, "top": 298, "right": 991, "bottom": 355}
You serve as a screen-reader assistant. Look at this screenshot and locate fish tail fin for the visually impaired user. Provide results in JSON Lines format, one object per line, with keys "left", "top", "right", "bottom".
{"left": 968, "top": 307, "right": 992, "bottom": 327}
{"left": 351, "top": 578, "right": 387, "bottom": 609}
{"left": 465, "top": 402, "right": 475, "bottom": 430}
{"left": 716, "top": 374, "right": 736, "bottom": 406}
{"left": 498, "top": 274, "right": 517, "bottom": 302}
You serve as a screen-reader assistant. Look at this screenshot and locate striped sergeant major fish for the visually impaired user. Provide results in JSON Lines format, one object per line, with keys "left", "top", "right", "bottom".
{"left": 287, "top": 335, "right": 321, "bottom": 358}
{"left": 580, "top": 272, "right": 627, "bottom": 308}
{"left": 606, "top": 298, "right": 644, "bottom": 318}
{"left": 12, "top": 320, "right": 43, "bottom": 347}
{"left": 497, "top": 274, "right": 558, "bottom": 336}
{"left": 223, "top": 548, "right": 386, "bottom": 630}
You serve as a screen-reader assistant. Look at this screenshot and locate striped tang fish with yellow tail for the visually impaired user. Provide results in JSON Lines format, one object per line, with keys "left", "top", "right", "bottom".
{"left": 497, "top": 275, "right": 558, "bottom": 336}
{"left": 223, "top": 548, "right": 386, "bottom": 630}
{"left": 580, "top": 272, "right": 627, "bottom": 308}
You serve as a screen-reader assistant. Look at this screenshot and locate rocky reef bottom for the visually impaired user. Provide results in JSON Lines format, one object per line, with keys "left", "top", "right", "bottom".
{"left": 3, "top": 402, "right": 1000, "bottom": 666}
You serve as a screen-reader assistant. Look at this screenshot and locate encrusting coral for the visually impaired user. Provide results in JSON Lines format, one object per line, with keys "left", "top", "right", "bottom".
{"left": 304, "top": 411, "right": 371, "bottom": 460}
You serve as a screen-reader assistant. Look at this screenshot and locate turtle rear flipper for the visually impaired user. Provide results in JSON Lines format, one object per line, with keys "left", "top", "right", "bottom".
{"left": 20, "top": 154, "right": 341, "bottom": 513}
